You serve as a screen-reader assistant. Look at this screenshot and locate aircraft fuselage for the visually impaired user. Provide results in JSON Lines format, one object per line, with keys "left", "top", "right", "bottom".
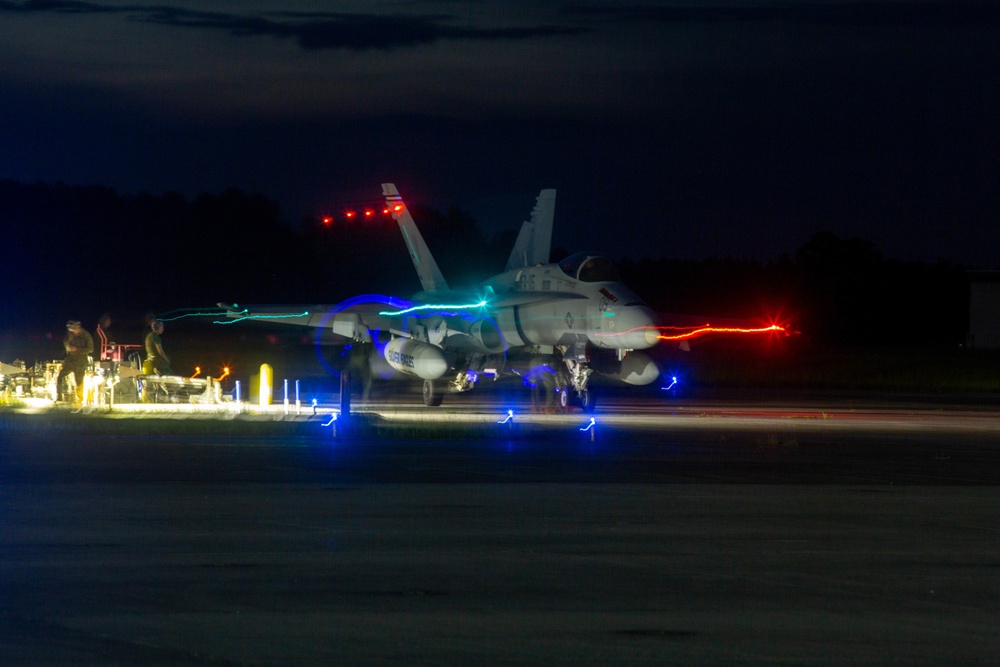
{"left": 482, "top": 253, "right": 660, "bottom": 352}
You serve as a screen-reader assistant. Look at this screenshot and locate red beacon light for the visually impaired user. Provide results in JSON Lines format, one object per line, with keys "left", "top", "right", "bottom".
{"left": 321, "top": 216, "right": 333, "bottom": 225}
{"left": 345, "top": 210, "right": 356, "bottom": 219}
{"left": 364, "top": 209, "right": 374, "bottom": 218}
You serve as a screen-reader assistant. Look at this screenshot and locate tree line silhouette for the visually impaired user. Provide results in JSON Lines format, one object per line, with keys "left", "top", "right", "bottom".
{"left": 1, "top": 180, "right": 972, "bottom": 349}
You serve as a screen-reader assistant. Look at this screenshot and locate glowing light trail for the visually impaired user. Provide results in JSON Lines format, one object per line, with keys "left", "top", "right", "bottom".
{"left": 657, "top": 323, "right": 789, "bottom": 341}
{"left": 596, "top": 323, "right": 790, "bottom": 342}
{"left": 213, "top": 311, "right": 310, "bottom": 325}
{"left": 159, "top": 308, "right": 245, "bottom": 322}
{"left": 379, "top": 301, "right": 488, "bottom": 316}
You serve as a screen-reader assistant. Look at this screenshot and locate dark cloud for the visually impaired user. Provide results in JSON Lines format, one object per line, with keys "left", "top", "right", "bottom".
{"left": 0, "top": 1, "right": 586, "bottom": 51}
{"left": 0, "top": 0, "right": 113, "bottom": 14}
{"left": 562, "top": 1, "right": 1000, "bottom": 28}
{"left": 159, "top": 11, "right": 585, "bottom": 51}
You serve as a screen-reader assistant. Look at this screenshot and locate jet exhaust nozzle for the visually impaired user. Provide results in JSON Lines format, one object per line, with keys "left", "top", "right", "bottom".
{"left": 470, "top": 319, "right": 504, "bottom": 353}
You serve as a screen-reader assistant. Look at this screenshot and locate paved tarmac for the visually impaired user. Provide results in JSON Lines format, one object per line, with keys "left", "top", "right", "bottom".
{"left": 2, "top": 394, "right": 999, "bottom": 665}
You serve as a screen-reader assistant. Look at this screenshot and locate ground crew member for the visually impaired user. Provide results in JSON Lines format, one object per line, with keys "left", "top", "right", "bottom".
{"left": 143, "top": 320, "right": 173, "bottom": 375}
{"left": 57, "top": 320, "right": 94, "bottom": 404}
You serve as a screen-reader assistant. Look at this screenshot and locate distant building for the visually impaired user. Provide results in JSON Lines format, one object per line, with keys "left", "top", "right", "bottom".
{"left": 969, "top": 271, "right": 1000, "bottom": 348}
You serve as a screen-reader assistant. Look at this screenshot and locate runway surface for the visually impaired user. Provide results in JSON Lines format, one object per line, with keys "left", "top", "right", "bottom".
{"left": 2, "top": 392, "right": 999, "bottom": 664}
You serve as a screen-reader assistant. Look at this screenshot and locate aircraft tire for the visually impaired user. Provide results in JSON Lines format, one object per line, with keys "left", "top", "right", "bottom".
{"left": 559, "top": 389, "right": 570, "bottom": 409}
{"left": 579, "top": 389, "right": 595, "bottom": 413}
{"left": 423, "top": 380, "right": 443, "bottom": 407}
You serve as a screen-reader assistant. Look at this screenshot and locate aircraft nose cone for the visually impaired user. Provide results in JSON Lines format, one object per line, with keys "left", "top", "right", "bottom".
{"left": 644, "top": 325, "right": 660, "bottom": 347}
{"left": 624, "top": 308, "right": 659, "bottom": 349}
{"left": 602, "top": 307, "right": 659, "bottom": 349}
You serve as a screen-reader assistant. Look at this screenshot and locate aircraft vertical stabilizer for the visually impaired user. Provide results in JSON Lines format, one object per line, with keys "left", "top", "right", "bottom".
{"left": 383, "top": 183, "right": 450, "bottom": 295}
{"left": 504, "top": 189, "right": 556, "bottom": 272}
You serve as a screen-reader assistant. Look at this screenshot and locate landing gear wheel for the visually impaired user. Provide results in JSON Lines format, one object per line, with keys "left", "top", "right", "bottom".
{"left": 559, "top": 389, "right": 570, "bottom": 409}
{"left": 578, "top": 389, "right": 595, "bottom": 413}
{"left": 422, "top": 380, "right": 443, "bottom": 407}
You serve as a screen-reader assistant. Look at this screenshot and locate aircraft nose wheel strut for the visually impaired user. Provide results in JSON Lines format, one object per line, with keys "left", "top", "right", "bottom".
{"left": 557, "top": 387, "right": 595, "bottom": 412}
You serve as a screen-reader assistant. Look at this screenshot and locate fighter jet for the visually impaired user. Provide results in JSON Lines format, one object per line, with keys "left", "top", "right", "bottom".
{"left": 223, "top": 183, "right": 661, "bottom": 408}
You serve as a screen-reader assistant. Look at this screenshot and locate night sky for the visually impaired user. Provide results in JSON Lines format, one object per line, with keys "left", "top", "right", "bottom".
{"left": 3, "top": 1, "right": 999, "bottom": 265}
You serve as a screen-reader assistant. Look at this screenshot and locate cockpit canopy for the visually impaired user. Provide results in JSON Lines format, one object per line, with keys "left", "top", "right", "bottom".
{"left": 558, "top": 253, "right": 621, "bottom": 283}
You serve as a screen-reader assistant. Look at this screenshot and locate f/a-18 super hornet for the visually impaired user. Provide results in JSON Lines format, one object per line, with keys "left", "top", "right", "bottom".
{"left": 222, "top": 183, "right": 661, "bottom": 408}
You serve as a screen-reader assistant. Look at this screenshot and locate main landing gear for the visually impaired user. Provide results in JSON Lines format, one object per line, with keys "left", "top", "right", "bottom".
{"left": 422, "top": 379, "right": 443, "bottom": 407}
{"left": 558, "top": 387, "right": 595, "bottom": 413}
{"left": 561, "top": 350, "right": 596, "bottom": 413}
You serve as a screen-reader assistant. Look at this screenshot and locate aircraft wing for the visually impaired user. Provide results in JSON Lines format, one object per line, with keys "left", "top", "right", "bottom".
{"left": 216, "top": 296, "right": 414, "bottom": 343}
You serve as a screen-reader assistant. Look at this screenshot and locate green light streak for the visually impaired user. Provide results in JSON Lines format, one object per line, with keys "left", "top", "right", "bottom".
{"left": 159, "top": 309, "right": 247, "bottom": 322}
{"left": 212, "top": 311, "right": 310, "bottom": 325}
{"left": 378, "top": 301, "right": 488, "bottom": 316}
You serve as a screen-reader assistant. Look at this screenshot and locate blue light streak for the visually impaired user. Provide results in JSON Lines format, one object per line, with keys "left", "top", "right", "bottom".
{"left": 661, "top": 376, "right": 678, "bottom": 391}
{"left": 522, "top": 364, "right": 557, "bottom": 388}
{"left": 497, "top": 409, "right": 515, "bottom": 424}
{"left": 579, "top": 417, "right": 596, "bottom": 432}
{"left": 312, "top": 295, "right": 411, "bottom": 378}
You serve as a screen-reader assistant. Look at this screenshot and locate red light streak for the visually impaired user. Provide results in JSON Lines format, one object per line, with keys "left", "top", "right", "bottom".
{"left": 657, "top": 323, "right": 791, "bottom": 341}
{"left": 595, "top": 322, "right": 792, "bottom": 342}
